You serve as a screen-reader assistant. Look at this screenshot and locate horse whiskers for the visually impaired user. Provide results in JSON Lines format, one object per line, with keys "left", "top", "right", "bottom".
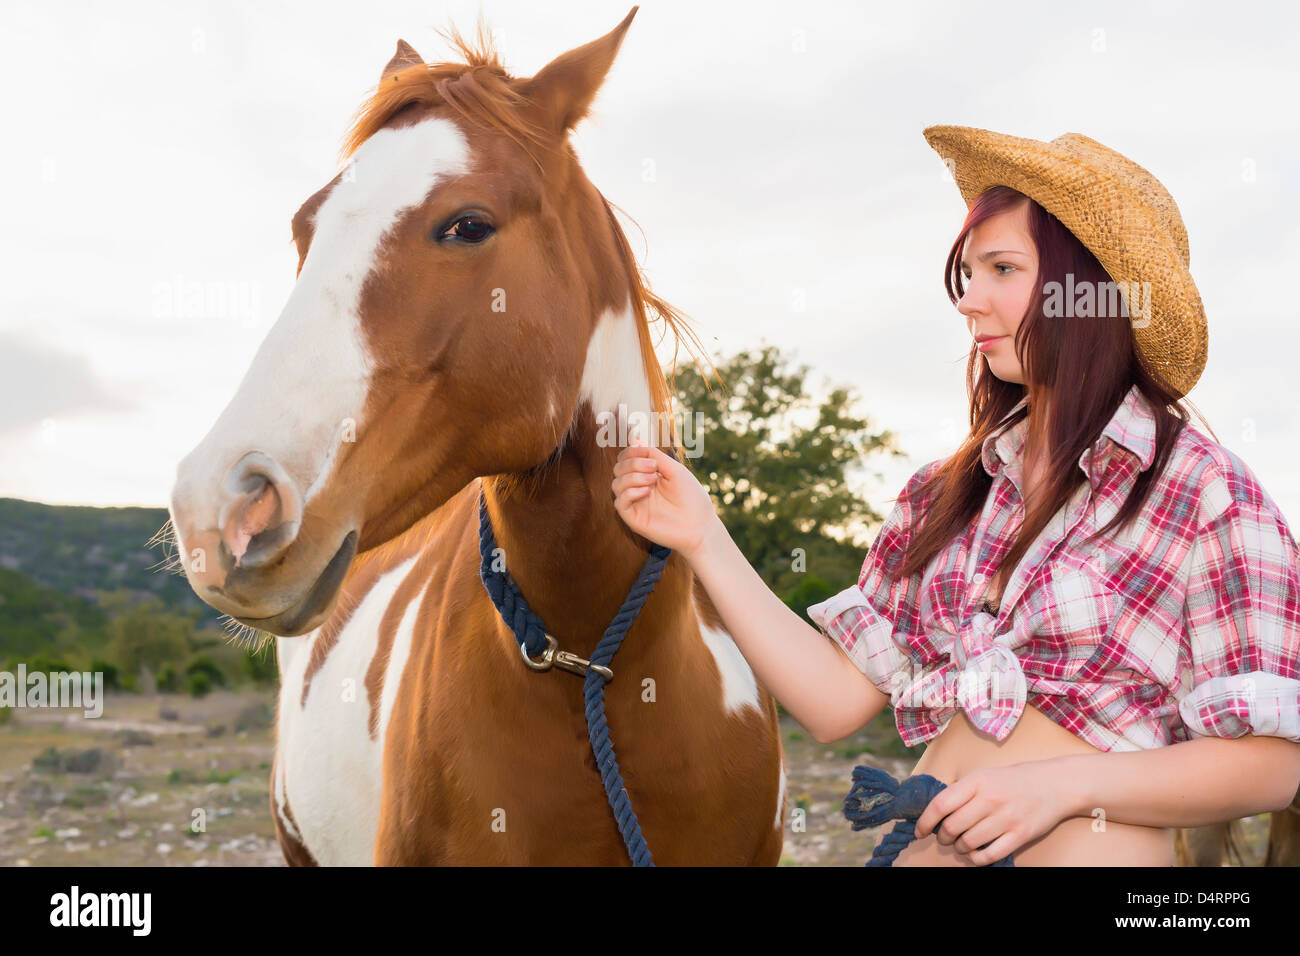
{"left": 145, "top": 517, "right": 176, "bottom": 551}
{"left": 144, "top": 518, "right": 192, "bottom": 578}
{"left": 219, "top": 614, "right": 273, "bottom": 653}
{"left": 152, "top": 554, "right": 189, "bottom": 578}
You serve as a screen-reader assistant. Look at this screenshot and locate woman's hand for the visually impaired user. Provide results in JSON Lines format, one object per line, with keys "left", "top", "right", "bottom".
{"left": 611, "top": 440, "right": 717, "bottom": 560}
{"left": 912, "top": 760, "right": 1075, "bottom": 865}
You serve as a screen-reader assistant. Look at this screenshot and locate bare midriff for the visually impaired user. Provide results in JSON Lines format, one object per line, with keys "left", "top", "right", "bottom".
{"left": 896, "top": 701, "right": 1175, "bottom": 866}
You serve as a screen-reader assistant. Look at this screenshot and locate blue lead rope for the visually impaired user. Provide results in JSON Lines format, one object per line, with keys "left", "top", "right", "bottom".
{"left": 476, "top": 446, "right": 679, "bottom": 867}
{"left": 843, "top": 765, "right": 1015, "bottom": 866}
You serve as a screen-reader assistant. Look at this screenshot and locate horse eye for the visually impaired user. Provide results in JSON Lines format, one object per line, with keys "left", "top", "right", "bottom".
{"left": 440, "top": 215, "right": 494, "bottom": 243}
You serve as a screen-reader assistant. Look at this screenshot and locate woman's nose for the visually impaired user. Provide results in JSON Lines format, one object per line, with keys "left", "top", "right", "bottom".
{"left": 957, "top": 281, "right": 988, "bottom": 319}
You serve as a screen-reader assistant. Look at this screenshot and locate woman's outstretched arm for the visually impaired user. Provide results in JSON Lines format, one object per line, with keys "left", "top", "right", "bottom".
{"left": 611, "top": 440, "right": 889, "bottom": 743}
{"left": 1046, "top": 734, "right": 1300, "bottom": 828}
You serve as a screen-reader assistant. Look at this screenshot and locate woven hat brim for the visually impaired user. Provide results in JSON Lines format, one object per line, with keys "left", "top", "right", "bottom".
{"left": 923, "top": 124, "right": 1207, "bottom": 398}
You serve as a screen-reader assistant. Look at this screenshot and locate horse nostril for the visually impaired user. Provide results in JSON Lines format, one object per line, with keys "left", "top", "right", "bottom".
{"left": 216, "top": 452, "right": 304, "bottom": 570}
{"left": 225, "top": 476, "right": 281, "bottom": 565}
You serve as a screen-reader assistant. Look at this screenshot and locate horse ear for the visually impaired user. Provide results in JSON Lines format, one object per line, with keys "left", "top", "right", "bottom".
{"left": 520, "top": 6, "right": 637, "bottom": 134}
{"left": 381, "top": 39, "right": 425, "bottom": 83}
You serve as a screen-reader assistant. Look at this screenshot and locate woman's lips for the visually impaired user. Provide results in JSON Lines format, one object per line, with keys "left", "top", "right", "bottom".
{"left": 977, "top": 336, "right": 1006, "bottom": 352}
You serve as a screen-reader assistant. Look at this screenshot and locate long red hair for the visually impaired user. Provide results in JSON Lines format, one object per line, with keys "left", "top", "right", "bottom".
{"left": 896, "top": 185, "right": 1214, "bottom": 593}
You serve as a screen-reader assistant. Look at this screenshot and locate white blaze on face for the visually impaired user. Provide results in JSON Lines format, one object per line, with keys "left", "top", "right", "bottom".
{"left": 172, "top": 118, "right": 473, "bottom": 529}
{"left": 579, "top": 302, "right": 657, "bottom": 448}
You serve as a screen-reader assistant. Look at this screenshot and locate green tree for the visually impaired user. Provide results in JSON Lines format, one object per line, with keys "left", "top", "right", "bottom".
{"left": 104, "top": 598, "right": 194, "bottom": 683}
{"left": 670, "top": 344, "right": 908, "bottom": 617}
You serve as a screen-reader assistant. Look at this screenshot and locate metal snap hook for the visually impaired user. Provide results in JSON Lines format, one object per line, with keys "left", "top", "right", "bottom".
{"left": 520, "top": 633, "right": 558, "bottom": 672}
{"left": 519, "top": 633, "right": 613, "bottom": 682}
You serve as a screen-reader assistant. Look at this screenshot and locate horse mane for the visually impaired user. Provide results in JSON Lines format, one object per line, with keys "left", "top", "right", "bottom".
{"left": 337, "top": 16, "right": 720, "bottom": 435}
{"left": 339, "top": 20, "right": 551, "bottom": 172}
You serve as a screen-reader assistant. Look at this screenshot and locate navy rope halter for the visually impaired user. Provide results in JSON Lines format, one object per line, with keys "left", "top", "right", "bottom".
{"left": 843, "top": 765, "right": 1015, "bottom": 866}
{"left": 477, "top": 443, "right": 680, "bottom": 866}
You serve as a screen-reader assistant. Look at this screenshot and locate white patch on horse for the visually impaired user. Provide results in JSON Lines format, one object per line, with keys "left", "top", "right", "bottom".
{"left": 272, "top": 636, "right": 306, "bottom": 845}
{"left": 173, "top": 118, "right": 472, "bottom": 518}
{"left": 774, "top": 757, "right": 786, "bottom": 830}
{"left": 579, "top": 301, "right": 656, "bottom": 446}
{"left": 696, "top": 618, "right": 761, "bottom": 717}
{"left": 377, "top": 576, "right": 423, "bottom": 738}
{"left": 275, "top": 555, "right": 421, "bottom": 865}
{"left": 273, "top": 751, "right": 303, "bottom": 845}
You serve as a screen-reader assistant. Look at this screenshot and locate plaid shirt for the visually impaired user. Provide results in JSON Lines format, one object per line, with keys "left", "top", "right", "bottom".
{"left": 808, "top": 383, "right": 1300, "bottom": 752}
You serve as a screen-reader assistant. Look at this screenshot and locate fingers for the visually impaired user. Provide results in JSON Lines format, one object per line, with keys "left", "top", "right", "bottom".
{"left": 621, "top": 442, "right": 676, "bottom": 480}
{"left": 963, "top": 833, "right": 1016, "bottom": 867}
{"left": 617, "top": 440, "right": 655, "bottom": 463}
{"left": 612, "top": 454, "right": 659, "bottom": 478}
{"left": 613, "top": 485, "right": 651, "bottom": 513}
{"left": 611, "top": 470, "right": 659, "bottom": 495}
{"left": 617, "top": 440, "right": 675, "bottom": 464}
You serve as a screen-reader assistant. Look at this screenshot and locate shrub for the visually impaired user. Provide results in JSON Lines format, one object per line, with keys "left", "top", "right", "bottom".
{"left": 184, "top": 655, "right": 226, "bottom": 688}
{"left": 88, "top": 658, "right": 119, "bottom": 691}
{"left": 186, "top": 671, "right": 212, "bottom": 697}
{"left": 156, "top": 663, "right": 180, "bottom": 693}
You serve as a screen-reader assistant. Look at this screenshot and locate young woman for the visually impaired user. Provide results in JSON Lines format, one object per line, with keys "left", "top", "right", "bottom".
{"left": 611, "top": 126, "right": 1300, "bottom": 866}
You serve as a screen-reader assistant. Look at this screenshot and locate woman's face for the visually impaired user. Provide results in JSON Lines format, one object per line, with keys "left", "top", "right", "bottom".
{"left": 957, "top": 200, "right": 1039, "bottom": 385}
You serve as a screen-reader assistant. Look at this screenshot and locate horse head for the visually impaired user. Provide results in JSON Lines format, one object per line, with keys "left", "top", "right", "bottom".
{"left": 168, "top": 7, "right": 691, "bottom": 635}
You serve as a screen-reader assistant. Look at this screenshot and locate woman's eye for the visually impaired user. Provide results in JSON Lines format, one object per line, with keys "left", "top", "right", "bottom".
{"left": 995, "top": 263, "right": 1014, "bottom": 274}
{"left": 440, "top": 215, "right": 494, "bottom": 243}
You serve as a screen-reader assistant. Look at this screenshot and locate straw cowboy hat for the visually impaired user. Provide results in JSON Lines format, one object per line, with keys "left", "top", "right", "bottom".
{"left": 922, "top": 125, "right": 1207, "bottom": 398}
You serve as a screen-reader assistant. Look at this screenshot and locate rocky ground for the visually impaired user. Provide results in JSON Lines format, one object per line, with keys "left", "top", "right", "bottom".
{"left": 0, "top": 692, "right": 1273, "bottom": 866}
{"left": 0, "top": 690, "right": 283, "bottom": 866}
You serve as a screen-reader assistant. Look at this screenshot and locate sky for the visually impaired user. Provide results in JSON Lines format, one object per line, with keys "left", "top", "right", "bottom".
{"left": 2, "top": 0, "right": 1298, "bottom": 529}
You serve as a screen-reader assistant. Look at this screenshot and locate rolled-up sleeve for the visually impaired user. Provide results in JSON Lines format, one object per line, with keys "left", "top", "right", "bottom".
{"left": 806, "top": 460, "right": 936, "bottom": 696}
{"left": 1177, "top": 498, "right": 1300, "bottom": 742}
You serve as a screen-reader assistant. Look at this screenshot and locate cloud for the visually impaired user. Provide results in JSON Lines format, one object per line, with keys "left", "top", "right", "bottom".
{"left": 0, "top": 332, "right": 132, "bottom": 434}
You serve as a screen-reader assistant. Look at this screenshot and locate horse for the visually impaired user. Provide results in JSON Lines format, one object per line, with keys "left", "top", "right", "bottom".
{"left": 1173, "top": 794, "right": 1300, "bottom": 867}
{"left": 165, "top": 8, "right": 786, "bottom": 865}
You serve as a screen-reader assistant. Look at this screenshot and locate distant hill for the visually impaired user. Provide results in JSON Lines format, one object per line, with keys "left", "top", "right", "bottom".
{"left": 0, "top": 566, "right": 110, "bottom": 659}
{"left": 0, "top": 497, "right": 222, "bottom": 627}
{"left": 0, "top": 498, "right": 276, "bottom": 685}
